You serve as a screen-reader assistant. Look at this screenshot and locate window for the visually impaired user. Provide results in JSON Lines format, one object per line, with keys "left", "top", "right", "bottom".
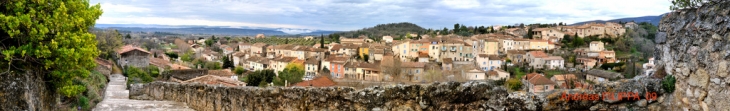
{"left": 483, "top": 62, "right": 486, "bottom": 65}
{"left": 475, "top": 75, "right": 478, "bottom": 78}
{"left": 416, "top": 69, "right": 420, "bottom": 73}
{"left": 544, "top": 85, "right": 549, "bottom": 90}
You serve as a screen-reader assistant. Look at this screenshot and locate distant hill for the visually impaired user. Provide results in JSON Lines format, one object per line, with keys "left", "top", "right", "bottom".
{"left": 95, "top": 24, "right": 340, "bottom": 36}
{"left": 333, "top": 22, "right": 426, "bottom": 38}
{"left": 571, "top": 13, "right": 667, "bottom": 26}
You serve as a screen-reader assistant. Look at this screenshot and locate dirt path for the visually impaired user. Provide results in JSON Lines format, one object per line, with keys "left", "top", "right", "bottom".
{"left": 93, "top": 74, "right": 195, "bottom": 111}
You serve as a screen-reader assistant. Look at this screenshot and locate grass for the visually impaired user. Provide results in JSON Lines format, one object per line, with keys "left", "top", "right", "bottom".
{"left": 543, "top": 70, "right": 564, "bottom": 78}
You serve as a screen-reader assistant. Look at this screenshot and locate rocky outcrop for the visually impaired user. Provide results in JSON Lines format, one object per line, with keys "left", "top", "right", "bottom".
{"left": 0, "top": 70, "right": 58, "bottom": 110}
{"left": 655, "top": 1, "right": 730, "bottom": 110}
{"left": 131, "top": 76, "right": 665, "bottom": 111}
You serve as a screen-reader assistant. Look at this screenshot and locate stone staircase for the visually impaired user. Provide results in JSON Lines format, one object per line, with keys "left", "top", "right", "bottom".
{"left": 93, "top": 74, "right": 195, "bottom": 111}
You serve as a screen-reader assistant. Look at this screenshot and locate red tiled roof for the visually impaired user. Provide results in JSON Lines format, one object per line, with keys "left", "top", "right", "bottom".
{"left": 293, "top": 77, "right": 336, "bottom": 87}
{"left": 552, "top": 74, "right": 577, "bottom": 81}
{"left": 528, "top": 74, "right": 556, "bottom": 85}
{"left": 528, "top": 51, "right": 548, "bottom": 58}
{"left": 117, "top": 45, "right": 150, "bottom": 54}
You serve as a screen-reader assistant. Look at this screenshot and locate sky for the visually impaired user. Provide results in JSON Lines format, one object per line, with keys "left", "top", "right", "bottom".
{"left": 90, "top": 0, "right": 671, "bottom": 33}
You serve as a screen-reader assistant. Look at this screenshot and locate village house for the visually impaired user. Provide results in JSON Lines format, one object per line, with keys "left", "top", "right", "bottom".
{"left": 354, "top": 62, "right": 381, "bottom": 81}
{"left": 117, "top": 45, "right": 151, "bottom": 68}
{"left": 417, "top": 53, "right": 429, "bottom": 62}
{"left": 585, "top": 69, "right": 623, "bottom": 83}
{"left": 256, "top": 34, "right": 266, "bottom": 38}
{"left": 358, "top": 43, "right": 370, "bottom": 59}
{"left": 238, "top": 42, "right": 252, "bottom": 52}
{"left": 220, "top": 45, "right": 235, "bottom": 55}
{"left": 440, "top": 39, "right": 473, "bottom": 62}
{"left": 303, "top": 36, "right": 314, "bottom": 40}
{"left": 340, "top": 37, "right": 366, "bottom": 45}
{"left": 484, "top": 39, "right": 499, "bottom": 55}
{"left": 642, "top": 57, "right": 656, "bottom": 76}
{"left": 382, "top": 36, "right": 394, "bottom": 43}
{"left": 271, "top": 57, "right": 298, "bottom": 76}
{"left": 529, "top": 40, "right": 551, "bottom": 50}
{"left": 329, "top": 44, "right": 342, "bottom": 55}
{"left": 505, "top": 28, "right": 527, "bottom": 37}
{"left": 307, "top": 48, "right": 327, "bottom": 60}
{"left": 369, "top": 49, "right": 385, "bottom": 62}
{"left": 550, "top": 74, "right": 578, "bottom": 89}
{"left": 248, "top": 57, "right": 270, "bottom": 71}
{"left": 392, "top": 41, "right": 410, "bottom": 61}
{"left": 499, "top": 38, "right": 514, "bottom": 52}
{"left": 576, "top": 58, "right": 598, "bottom": 69}
{"left": 487, "top": 69, "right": 510, "bottom": 80}
{"left": 465, "top": 68, "right": 486, "bottom": 80}
{"left": 201, "top": 49, "right": 220, "bottom": 61}
{"left": 304, "top": 59, "right": 319, "bottom": 80}
{"left": 442, "top": 58, "right": 453, "bottom": 70}
{"left": 232, "top": 52, "right": 246, "bottom": 67}
{"left": 589, "top": 41, "right": 605, "bottom": 51}
{"left": 526, "top": 51, "right": 548, "bottom": 63}
{"left": 507, "top": 50, "right": 527, "bottom": 64}
{"left": 94, "top": 58, "right": 113, "bottom": 76}
{"left": 543, "top": 56, "right": 565, "bottom": 69}
{"left": 598, "top": 50, "right": 617, "bottom": 63}
{"left": 532, "top": 28, "right": 565, "bottom": 40}
{"left": 290, "top": 46, "right": 308, "bottom": 60}
{"left": 341, "top": 43, "right": 359, "bottom": 57}
{"left": 523, "top": 73, "right": 557, "bottom": 94}
{"left": 427, "top": 39, "right": 442, "bottom": 62}
{"left": 250, "top": 43, "right": 268, "bottom": 57}
{"left": 327, "top": 57, "right": 349, "bottom": 79}
{"left": 402, "top": 62, "right": 426, "bottom": 82}
{"left": 512, "top": 39, "right": 530, "bottom": 51}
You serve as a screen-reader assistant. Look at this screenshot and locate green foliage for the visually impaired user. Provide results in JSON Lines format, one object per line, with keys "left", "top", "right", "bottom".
{"left": 164, "top": 52, "right": 179, "bottom": 59}
{"left": 124, "top": 67, "right": 153, "bottom": 85}
{"left": 572, "top": 36, "right": 585, "bottom": 47}
{"left": 363, "top": 54, "right": 369, "bottom": 61}
{"left": 526, "top": 28, "right": 534, "bottom": 39}
{"left": 148, "top": 65, "right": 160, "bottom": 78}
{"left": 234, "top": 67, "right": 246, "bottom": 75}
{"left": 274, "top": 63, "right": 305, "bottom": 86}
{"left": 600, "top": 62, "right": 626, "bottom": 70}
{"left": 246, "top": 70, "right": 276, "bottom": 86}
{"left": 494, "top": 78, "right": 506, "bottom": 86}
{"left": 662, "top": 75, "right": 676, "bottom": 93}
{"left": 92, "top": 29, "right": 124, "bottom": 59}
{"left": 181, "top": 50, "right": 194, "bottom": 62}
{"left": 250, "top": 37, "right": 317, "bottom": 46}
{"left": 332, "top": 22, "right": 426, "bottom": 39}
{"left": 76, "top": 96, "right": 90, "bottom": 109}
{"left": 125, "top": 34, "right": 131, "bottom": 39}
{"left": 204, "top": 61, "right": 222, "bottom": 70}
{"left": 205, "top": 39, "right": 214, "bottom": 46}
{"left": 0, "top": 0, "right": 102, "bottom": 98}
{"left": 507, "top": 78, "right": 523, "bottom": 91}
{"left": 670, "top": 0, "right": 705, "bottom": 10}
{"left": 221, "top": 55, "right": 234, "bottom": 69}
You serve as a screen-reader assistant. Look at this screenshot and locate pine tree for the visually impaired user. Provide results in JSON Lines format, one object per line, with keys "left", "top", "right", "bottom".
{"left": 320, "top": 34, "right": 325, "bottom": 48}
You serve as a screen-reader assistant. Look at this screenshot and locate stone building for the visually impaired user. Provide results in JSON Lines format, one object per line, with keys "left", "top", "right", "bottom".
{"left": 117, "top": 45, "right": 151, "bottom": 68}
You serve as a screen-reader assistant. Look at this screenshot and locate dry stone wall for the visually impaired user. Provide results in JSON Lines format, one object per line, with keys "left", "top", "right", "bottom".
{"left": 654, "top": 1, "right": 730, "bottom": 110}
{"left": 131, "top": 76, "right": 665, "bottom": 111}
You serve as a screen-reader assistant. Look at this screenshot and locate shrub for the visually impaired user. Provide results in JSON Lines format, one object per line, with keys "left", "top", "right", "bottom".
{"left": 494, "top": 78, "right": 506, "bottom": 86}
{"left": 506, "top": 78, "right": 523, "bottom": 91}
{"left": 77, "top": 96, "right": 90, "bottom": 109}
{"left": 234, "top": 67, "right": 246, "bottom": 75}
{"left": 662, "top": 75, "right": 676, "bottom": 93}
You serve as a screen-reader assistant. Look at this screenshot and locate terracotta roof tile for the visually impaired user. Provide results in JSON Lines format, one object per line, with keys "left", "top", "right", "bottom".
{"left": 293, "top": 77, "right": 336, "bottom": 87}
{"left": 117, "top": 45, "right": 150, "bottom": 54}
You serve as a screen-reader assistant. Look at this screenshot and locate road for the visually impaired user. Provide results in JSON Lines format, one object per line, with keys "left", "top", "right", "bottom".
{"left": 93, "top": 74, "right": 195, "bottom": 111}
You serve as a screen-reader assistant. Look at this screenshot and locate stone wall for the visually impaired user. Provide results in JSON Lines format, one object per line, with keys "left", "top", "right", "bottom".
{"left": 654, "top": 1, "right": 730, "bottom": 110}
{"left": 131, "top": 76, "right": 665, "bottom": 111}
{"left": 0, "top": 70, "right": 58, "bottom": 110}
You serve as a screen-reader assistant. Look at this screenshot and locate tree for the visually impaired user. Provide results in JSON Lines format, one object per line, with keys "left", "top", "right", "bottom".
{"left": 204, "top": 61, "right": 222, "bottom": 70}
{"left": 507, "top": 78, "right": 522, "bottom": 91}
{"left": 454, "top": 23, "right": 460, "bottom": 33}
{"left": 222, "top": 55, "right": 234, "bottom": 69}
{"left": 245, "top": 70, "right": 276, "bottom": 86}
{"left": 573, "top": 35, "right": 585, "bottom": 47}
{"left": 165, "top": 52, "right": 179, "bottom": 59}
{"left": 285, "top": 38, "right": 289, "bottom": 44}
{"left": 274, "top": 63, "right": 305, "bottom": 86}
{"left": 93, "top": 29, "right": 124, "bottom": 59}
{"left": 205, "top": 39, "right": 214, "bottom": 47}
{"left": 382, "top": 58, "right": 403, "bottom": 81}
{"left": 181, "top": 50, "right": 194, "bottom": 62}
{"left": 670, "top": 0, "right": 705, "bottom": 10}
{"left": 234, "top": 67, "right": 246, "bottom": 75}
{"left": 1, "top": 0, "right": 102, "bottom": 98}
{"left": 320, "top": 34, "right": 325, "bottom": 48}
{"left": 424, "top": 69, "right": 443, "bottom": 82}
{"left": 526, "top": 28, "right": 534, "bottom": 39}
{"left": 125, "top": 33, "right": 131, "bottom": 39}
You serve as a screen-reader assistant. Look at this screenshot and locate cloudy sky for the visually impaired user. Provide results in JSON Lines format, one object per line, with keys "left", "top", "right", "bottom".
{"left": 90, "top": 0, "right": 671, "bottom": 31}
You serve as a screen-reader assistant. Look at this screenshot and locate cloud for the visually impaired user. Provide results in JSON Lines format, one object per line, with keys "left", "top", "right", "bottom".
{"left": 90, "top": 0, "right": 671, "bottom": 31}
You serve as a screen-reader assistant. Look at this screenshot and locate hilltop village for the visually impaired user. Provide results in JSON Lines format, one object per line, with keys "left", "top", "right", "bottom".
{"left": 104, "top": 21, "right": 657, "bottom": 94}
